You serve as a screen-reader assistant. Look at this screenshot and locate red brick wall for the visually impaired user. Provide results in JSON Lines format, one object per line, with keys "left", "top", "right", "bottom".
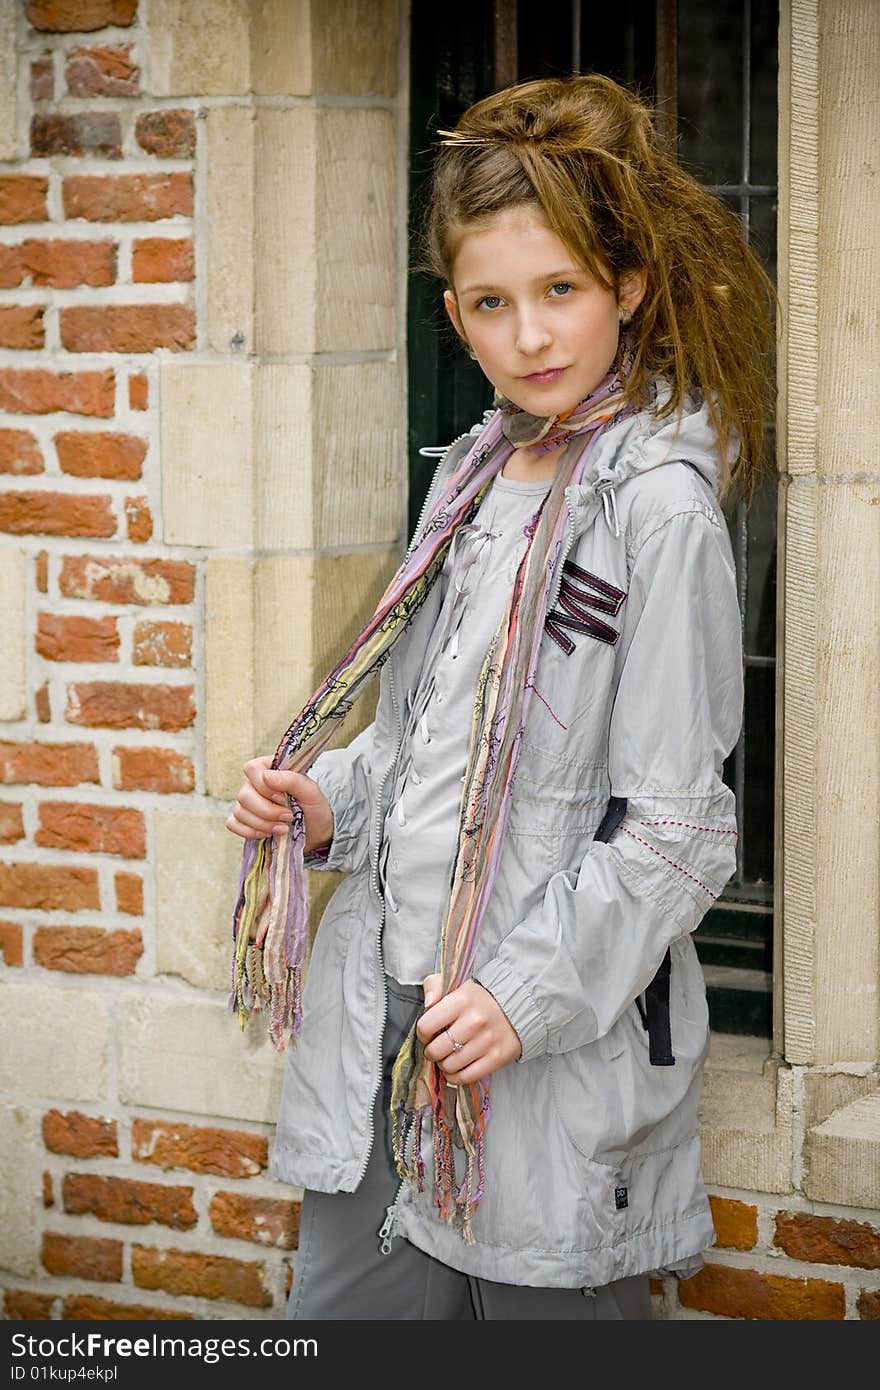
{"left": 0, "top": 0, "right": 195, "bottom": 951}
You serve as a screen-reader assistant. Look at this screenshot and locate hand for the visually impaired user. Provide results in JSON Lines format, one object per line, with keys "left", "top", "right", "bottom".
{"left": 226, "top": 754, "right": 334, "bottom": 852}
{"left": 416, "top": 974, "right": 522, "bottom": 1086}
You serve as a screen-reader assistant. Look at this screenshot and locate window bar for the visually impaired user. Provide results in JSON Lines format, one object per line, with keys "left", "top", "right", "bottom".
{"left": 655, "top": 0, "right": 678, "bottom": 149}
{"left": 492, "top": 0, "right": 518, "bottom": 89}
{"left": 571, "top": 0, "right": 582, "bottom": 75}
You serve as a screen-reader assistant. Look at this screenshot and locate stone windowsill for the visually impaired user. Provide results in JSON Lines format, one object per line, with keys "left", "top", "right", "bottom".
{"left": 700, "top": 1032, "right": 880, "bottom": 1211}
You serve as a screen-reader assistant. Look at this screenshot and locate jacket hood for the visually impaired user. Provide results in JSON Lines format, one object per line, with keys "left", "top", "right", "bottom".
{"left": 569, "top": 375, "right": 735, "bottom": 511}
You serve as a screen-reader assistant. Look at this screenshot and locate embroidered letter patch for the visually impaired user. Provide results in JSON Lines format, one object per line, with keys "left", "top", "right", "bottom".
{"left": 545, "top": 559, "right": 627, "bottom": 654}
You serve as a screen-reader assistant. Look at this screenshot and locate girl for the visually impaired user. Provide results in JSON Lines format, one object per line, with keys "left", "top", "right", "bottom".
{"left": 226, "top": 73, "right": 774, "bottom": 1320}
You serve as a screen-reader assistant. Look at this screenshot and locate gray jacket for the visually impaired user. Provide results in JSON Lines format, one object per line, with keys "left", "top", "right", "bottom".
{"left": 269, "top": 382, "right": 743, "bottom": 1288}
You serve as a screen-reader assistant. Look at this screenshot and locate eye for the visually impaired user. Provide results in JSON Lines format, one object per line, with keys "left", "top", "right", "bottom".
{"left": 476, "top": 294, "right": 504, "bottom": 311}
{"left": 548, "top": 281, "right": 573, "bottom": 298}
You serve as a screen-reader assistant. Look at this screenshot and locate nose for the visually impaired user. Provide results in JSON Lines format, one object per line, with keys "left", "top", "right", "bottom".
{"left": 514, "top": 307, "right": 552, "bottom": 357}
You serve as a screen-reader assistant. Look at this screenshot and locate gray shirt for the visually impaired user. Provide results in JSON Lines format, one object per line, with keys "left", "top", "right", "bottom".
{"left": 380, "top": 471, "right": 552, "bottom": 984}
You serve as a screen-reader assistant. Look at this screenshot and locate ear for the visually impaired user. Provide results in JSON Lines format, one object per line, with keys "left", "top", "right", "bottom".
{"left": 443, "top": 287, "right": 467, "bottom": 343}
{"left": 619, "top": 268, "right": 647, "bottom": 316}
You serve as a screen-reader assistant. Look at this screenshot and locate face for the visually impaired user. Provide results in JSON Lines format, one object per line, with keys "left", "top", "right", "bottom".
{"left": 444, "top": 206, "right": 646, "bottom": 419}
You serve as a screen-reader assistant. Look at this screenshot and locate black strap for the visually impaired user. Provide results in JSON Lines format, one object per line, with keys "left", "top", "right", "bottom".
{"left": 592, "top": 796, "right": 676, "bottom": 1067}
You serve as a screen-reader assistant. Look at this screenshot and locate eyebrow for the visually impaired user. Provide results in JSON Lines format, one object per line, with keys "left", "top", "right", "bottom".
{"left": 458, "top": 268, "right": 581, "bottom": 296}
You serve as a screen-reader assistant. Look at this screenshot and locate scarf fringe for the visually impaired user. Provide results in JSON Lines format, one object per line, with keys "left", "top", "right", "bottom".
{"left": 389, "top": 1016, "right": 491, "bottom": 1245}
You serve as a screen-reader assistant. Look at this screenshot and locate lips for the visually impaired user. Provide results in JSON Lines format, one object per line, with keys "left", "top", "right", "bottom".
{"left": 523, "top": 367, "right": 565, "bottom": 384}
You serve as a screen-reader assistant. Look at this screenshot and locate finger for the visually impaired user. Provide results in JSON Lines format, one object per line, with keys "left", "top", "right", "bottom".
{"left": 237, "top": 786, "right": 295, "bottom": 824}
{"left": 422, "top": 973, "right": 443, "bottom": 1008}
{"left": 230, "top": 804, "right": 279, "bottom": 834}
{"left": 424, "top": 1024, "right": 470, "bottom": 1067}
{"left": 415, "top": 999, "right": 456, "bottom": 1045}
{"left": 445, "top": 1060, "right": 492, "bottom": 1086}
{"left": 226, "top": 812, "right": 269, "bottom": 840}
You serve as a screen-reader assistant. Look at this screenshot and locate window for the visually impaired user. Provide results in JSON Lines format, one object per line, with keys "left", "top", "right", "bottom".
{"left": 407, "top": 1, "right": 778, "bottom": 1035}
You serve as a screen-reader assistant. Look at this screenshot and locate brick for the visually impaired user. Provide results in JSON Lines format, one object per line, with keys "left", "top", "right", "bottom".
{"left": 133, "top": 620, "right": 191, "bottom": 668}
{"left": 0, "top": 804, "right": 25, "bottom": 843}
{"left": 128, "top": 373, "right": 147, "bottom": 410}
{"left": 135, "top": 110, "right": 196, "bottom": 159}
{"left": 0, "top": 920, "right": 23, "bottom": 966}
{"left": 3, "top": 1290, "right": 54, "bottom": 1319}
{"left": 66, "top": 682, "right": 195, "bottom": 732}
{"left": 62, "top": 1294, "right": 192, "bottom": 1320}
{"left": 36, "top": 551, "right": 48, "bottom": 590}
{"left": 36, "top": 802, "right": 145, "bottom": 857}
{"left": 43, "top": 1171, "right": 53, "bottom": 1207}
{"left": 33, "top": 926, "right": 144, "bottom": 976}
{"left": 0, "top": 740, "right": 100, "bottom": 786}
{"left": 66, "top": 46, "right": 140, "bottom": 97}
{"left": 36, "top": 614, "right": 120, "bottom": 663}
{"left": 31, "top": 55, "right": 54, "bottom": 101}
{"left": 677, "top": 1264, "right": 846, "bottom": 1320}
{"left": 35, "top": 682, "right": 51, "bottom": 722}
{"left": 56, "top": 431, "right": 146, "bottom": 480}
{"left": 124, "top": 496, "right": 152, "bottom": 542}
{"left": 31, "top": 113, "right": 122, "bottom": 160}
{"left": 0, "top": 863, "right": 99, "bottom": 911}
{"left": 132, "top": 1244, "right": 271, "bottom": 1308}
{"left": 858, "top": 1289, "right": 880, "bottom": 1319}
{"left": 132, "top": 237, "right": 194, "bottom": 283}
{"left": 0, "top": 239, "right": 116, "bottom": 289}
{"left": 63, "top": 1173, "right": 196, "bottom": 1230}
{"left": 0, "top": 429, "right": 43, "bottom": 474}
{"left": 26, "top": 2, "right": 138, "bottom": 32}
{"left": 114, "top": 870, "right": 142, "bottom": 915}
{"left": 43, "top": 1108, "right": 118, "bottom": 1158}
{"left": 0, "top": 176, "right": 49, "bottom": 225}
{"left": 131, "top": 1119, "right": 268, "bottom": 1179}
{"left": 42, "top": 1231, "right": 122, "bottom": 1283}
{"left": 61, "top": 305, "right": 195, "bottom": 354}
{"left": 63, "top": 174, "right": 193, "bottom": 223}
{"left": 774, "top": 1212, "right": 880, "bottom": 1270}
{"left": 113, "top": 746, "right": 194, "bottom": 794}
{"left": 0, "top": 306, "right": 45, "bottom": 350}
{"left": 0, "top": 492, "right": 115, "bottom": 538}
{"left": 709, "top": 1195, "right": 759, "bottom": 1251}
{"left": 60, "top": 555, "right": 195, "bottom": 605}
{"left": 0, "top": 368, "right": 114, "bottom": 417}
{"left": 210, "top": 1191, "right": 300, "bottom": 1249}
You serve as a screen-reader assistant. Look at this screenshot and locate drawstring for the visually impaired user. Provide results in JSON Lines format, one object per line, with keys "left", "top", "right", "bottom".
{"left": 595, "top": 475, "right": 621, "bottom": 537}
{"left": 601, "top": 486, "right": 620, "bottom": 537}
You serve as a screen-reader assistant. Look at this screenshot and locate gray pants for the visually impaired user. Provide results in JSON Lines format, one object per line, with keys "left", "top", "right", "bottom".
{"left": 287, "top": 976, "right": 652, "bottom": 1320}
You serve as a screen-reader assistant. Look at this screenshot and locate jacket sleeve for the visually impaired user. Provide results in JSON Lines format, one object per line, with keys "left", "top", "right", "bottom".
{"left": 302, "top": 718, "right": 377, "bottom": 876}
{"left": 472, "top": 507, "right": 744, "bottom": 1061}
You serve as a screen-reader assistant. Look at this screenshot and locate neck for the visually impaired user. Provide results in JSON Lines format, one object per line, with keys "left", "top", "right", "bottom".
{"left": 500, "top": 443, "right": 565, "bottom": 484}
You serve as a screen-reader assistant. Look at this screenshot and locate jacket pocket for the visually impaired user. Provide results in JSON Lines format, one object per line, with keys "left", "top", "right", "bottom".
{"left": 549, "top": 990, "right": 709, "bottom": 1171}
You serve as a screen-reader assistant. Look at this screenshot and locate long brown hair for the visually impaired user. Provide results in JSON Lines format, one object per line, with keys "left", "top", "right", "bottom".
{"left": 422, "top": 74, "right": 776, "bottom": 505}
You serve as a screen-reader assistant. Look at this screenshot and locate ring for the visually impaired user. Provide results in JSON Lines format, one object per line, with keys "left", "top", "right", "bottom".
{"left": 445, "top": 1028, "right": 464, "bottom": 1052}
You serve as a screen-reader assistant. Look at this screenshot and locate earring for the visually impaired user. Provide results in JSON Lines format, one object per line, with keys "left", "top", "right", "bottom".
{"left": 465, "top": 344, "right": 477, "bottom": 360}
{"left": 618, "top": 307, "right": 632, "bottom": 327}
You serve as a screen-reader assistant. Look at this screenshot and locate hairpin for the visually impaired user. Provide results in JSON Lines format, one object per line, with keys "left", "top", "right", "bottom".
{"left": 435, "top": 128, "right": 498, "bottom": 147}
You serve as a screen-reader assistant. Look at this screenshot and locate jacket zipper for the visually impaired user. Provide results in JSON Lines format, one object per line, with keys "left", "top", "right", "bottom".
{"left": 367, "top": 416, "right": 491, "bottom": 1216}
{"left": 546, "top": 476, "right": 618, "bottom": 615}
{"left": 407, "top": 418, "right": 488, "bottom": 560}
{"left": 354, "top": 660, "right": 404, "bottom": 1190}
{"left": 547, "top": 491, "right": 577, "bottom": 615}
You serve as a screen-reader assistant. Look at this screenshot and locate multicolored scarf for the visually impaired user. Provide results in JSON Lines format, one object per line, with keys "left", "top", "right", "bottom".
{"left": 230, "top": 336, "right": 636, "bottom": 1242}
